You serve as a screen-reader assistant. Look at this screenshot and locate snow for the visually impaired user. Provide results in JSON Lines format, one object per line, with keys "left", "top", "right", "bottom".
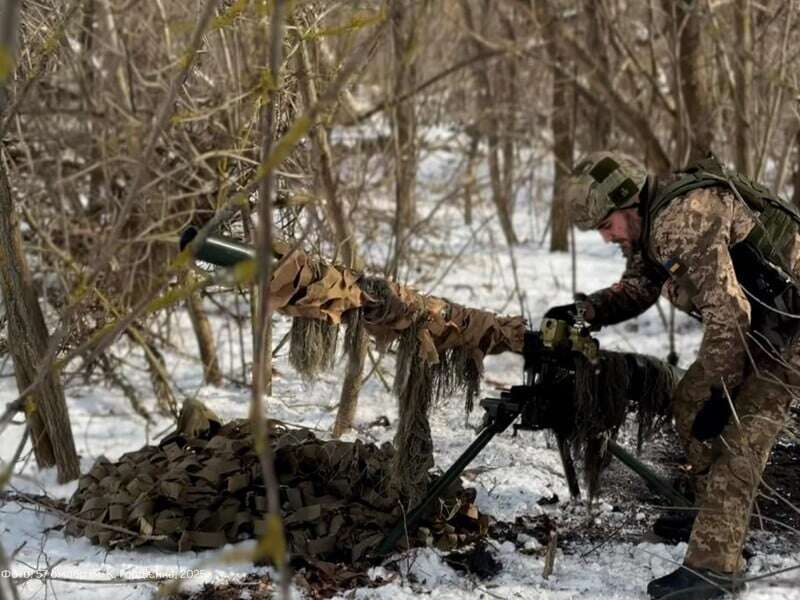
{"left": 1, "top": 133, "right": 799, "bottom": 599}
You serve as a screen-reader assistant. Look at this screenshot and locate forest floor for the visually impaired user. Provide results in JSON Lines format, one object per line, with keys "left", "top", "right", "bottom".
{"left": 2, "top": 134, "right": 800, "bottom": 599}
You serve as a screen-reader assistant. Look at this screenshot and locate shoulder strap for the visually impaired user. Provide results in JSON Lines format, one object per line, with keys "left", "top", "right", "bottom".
{"left": 649, "top": 156, "right": 800, "bottom": 284}
{"left": 648, "top": 155, "right": 729, "bottom": 221}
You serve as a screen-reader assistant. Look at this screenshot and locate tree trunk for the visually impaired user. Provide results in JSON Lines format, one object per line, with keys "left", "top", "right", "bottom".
{"left": 295, "top": 16, "right": 358, "bottom": 268}
{"left": 675, "top": 0, "right": 715, "bottom": 163}
{"left": 463, "top": 128, "right": 480, "bottom": 225}
{"left": 460, "top": 0, "right": 518, "bottom": 247}
{"left": 537, "top": 0, "right": 574, "bottom": 252}
{"left": 332, "top": 317, "right": 368, "bottom": 439}
{"left": 733, "top": 0, "right": 754, "bottom": 178}
{"left": 793, "top": 129, "right": 800, "bottom": 209}
{"left": 0, "top": 0, "right": 79, "bottom": 483}
{"left": 0, "top": 163, "right": 79, "bottom": 483}
{"left": 496, "top": 9, "right": 530, "bottom": 230}
{"left": 584, "top": 0, "right": 612, "bottom": 150}
{"left": 294, "top": 12, "right": 367, "bottom": 436}
{"left": 187, "top": 289, "right": 223, "bottom": 386}
{"left": 389, "top": 0, "right": 424, "bottom": 276}
{"left": 499, "top": 10, "right": 519, "bottom": 228}
{"left": 140, "top": 334, "right": 177, "bottom": 416}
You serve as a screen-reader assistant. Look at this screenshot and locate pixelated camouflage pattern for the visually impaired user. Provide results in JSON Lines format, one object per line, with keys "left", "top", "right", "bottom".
{"left": 683, "top": 339, "right": 800, "bottom": 573}
{"left": 585, "top": 251, "right": 665, "bottom": 325}
{"left": 650, "top": 188, "right": 758, "bottom": 391}
{"left": 585, "top": 183, "right": 800, "bottom": 574}
{"left": 566, "top": 152, "right": 648, "bottom": 230}
{"left": 671, "top": 360, "right": 715, "bottom": 474}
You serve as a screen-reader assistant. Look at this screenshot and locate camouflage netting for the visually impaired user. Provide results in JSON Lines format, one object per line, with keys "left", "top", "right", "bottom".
{"left": 268, "top": 249, "right": 363, "bottom": 323}
{"left": 570, "top": 351, "right": 679, "bottom": 498}
{"left": 197, "top": 240, "right": 677, "bottom": 504}
{"left": 65, "top": 404, "right": 486, "bottom": 561}
{"left": 357, "top": 277, "right": 526, "bottom": 504}
{"left": 288, "top": 317, "right": 339, "bottom": 379}
{"left": 255, "top": 247, "right": 526, "bottom": 505}
{"left": 268, "top": 251, "right": 525, "bottom": 384}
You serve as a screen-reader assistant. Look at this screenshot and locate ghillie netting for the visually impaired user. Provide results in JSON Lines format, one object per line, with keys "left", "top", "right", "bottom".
{"left": 358, "top": 278, "right": 525, "bottom": 504}
{"left": 65, "top": 403, "right": 487, "bottom": 563}
{"left": 569, "top": 351, "right": 679, "bottom": 498}
{"left": 262, "top": 251, "right": 525, "bottom": 505}
{"left": 191, "top": 238, "right": 678, "bottom": 504}
{"left": 288, "top": 317, "right": 339, "bottom": 379}
{"left": 390, "top": 321, "right": 436, "bottom": 505}
{"left": 286, "top": 260, "right": 342, "bottom": 378}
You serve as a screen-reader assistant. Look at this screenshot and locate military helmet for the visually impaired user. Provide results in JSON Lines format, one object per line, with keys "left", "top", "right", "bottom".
{"left": 565, "top": 152, "right": 647, "bottom": 230}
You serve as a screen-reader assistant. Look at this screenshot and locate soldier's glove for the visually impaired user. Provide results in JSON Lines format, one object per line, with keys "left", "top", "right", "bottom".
{"left": 691, "top": 385, "right": 735, "bottom": 441}
{"left": 544, "top": 303, "right": 578, "bottom": 325}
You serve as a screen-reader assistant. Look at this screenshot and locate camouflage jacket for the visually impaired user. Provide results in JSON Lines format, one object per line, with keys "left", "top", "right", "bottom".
{"left": 586, "top": 184, "right": 800, "bottom": 391}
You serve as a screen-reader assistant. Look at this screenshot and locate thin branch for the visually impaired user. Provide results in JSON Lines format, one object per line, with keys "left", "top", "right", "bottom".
{"left": 354, "top": 47, "right": 508, "bottom": 123}
{"left": 252, "top": 2, "right": 290, "bottom": 598}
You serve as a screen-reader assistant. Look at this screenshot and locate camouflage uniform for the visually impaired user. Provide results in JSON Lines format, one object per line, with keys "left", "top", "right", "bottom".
{"left": 586, "top": 186, "right": 800, "bottom": 574}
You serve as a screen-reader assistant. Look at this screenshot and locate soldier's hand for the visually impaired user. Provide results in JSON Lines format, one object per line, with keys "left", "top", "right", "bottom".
{"left": 544, "top": 303, "right": 578, "bottom": 325}
{"left": 691, "top": 386, "right": 733, "bottom": 441}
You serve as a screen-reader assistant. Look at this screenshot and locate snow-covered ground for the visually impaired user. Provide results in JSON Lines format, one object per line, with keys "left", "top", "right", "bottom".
{"left": 2, "top": 132, "right": 799, "bottom": 599}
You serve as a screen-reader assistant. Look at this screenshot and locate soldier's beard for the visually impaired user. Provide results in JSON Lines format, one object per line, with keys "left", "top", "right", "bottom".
{"left": 620, "top": 240, "right": 641, "bottom": 258}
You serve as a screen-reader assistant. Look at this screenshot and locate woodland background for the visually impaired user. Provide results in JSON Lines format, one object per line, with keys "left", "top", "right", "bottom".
{"left": 0, "top": 0, "right": 799, "bottom": 597}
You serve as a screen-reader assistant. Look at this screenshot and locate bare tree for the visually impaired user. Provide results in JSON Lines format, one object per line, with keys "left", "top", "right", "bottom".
{"left": 536, "top": 0, "right": 575, "bottom": 252}
{"left": 294, "top": 10, "right": 358, "bottom": 268}
{"left": 733, "top": 0, "right": 754, "bottom": 177}
{"left": 793, "top": 129, "right": 800, "bottom": 208}
{"left": 670, "top": 0, "right": 716, "bottom": 163}
{"left": 0, "top": 0, "right": 79, "bottom": 483}
{"left": 583, "top": 0, "right": 612, "bottom": 150}
{"left": 252, "top": 1, "right": 289, "bottom": 593}
{"left": 388, "top": 0, "right": 427, "bottom": 276}
{"left": 187, "top": 289, "right": 223, "bottom": 386}
{"left": 294, "top": 8, "right": 367, "bottom": 437}
{"left": 459, "top": 0, "right": 518, "bottom": 247}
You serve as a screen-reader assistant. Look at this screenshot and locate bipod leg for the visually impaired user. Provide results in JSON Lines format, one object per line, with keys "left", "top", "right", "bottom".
{"left": 376, "top": 423, "right": 501, "bottom": 557}
{"left": 556, "top": 433, "right": 581, "bottom": 500}
{"left": 607, "top": 439, "right": 691, "bottom": 508}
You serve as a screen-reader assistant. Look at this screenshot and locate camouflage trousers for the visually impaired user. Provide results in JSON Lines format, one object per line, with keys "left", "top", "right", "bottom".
{"left": 672, "top": 339, "right": 800, "bottom": 574}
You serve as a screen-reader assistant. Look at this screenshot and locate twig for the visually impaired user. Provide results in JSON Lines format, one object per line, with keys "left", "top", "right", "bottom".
{"left": 249, "top": 3, "right": 291, "bottom": 600}
{"left": 579, "top": 516, "right": 631, "bottom": 560}
{"left": 354, "top": 47, "right": 508, "bottom": 123}
{"left": 5, "top": 0, "right": 222, "bottom": 413}
{"left": 0, "top": 399, "right": 23, "bottom": 438}
{"left": 365, "top": 347, "right": 392, "bottom": 393}
{"left": 0, "top": 536, "right": 19, "bottom": 600}
{"left": 542, "top": 529, "right": 557, "bottom": 579}
{"left": 0, "top": 1, "right": 83, "bottom": 135}
{"left": 4, "top": 489, "right": 169, "bottom": 543}
{"left": 8, "top": 425, "right": 28, "bottom": 468}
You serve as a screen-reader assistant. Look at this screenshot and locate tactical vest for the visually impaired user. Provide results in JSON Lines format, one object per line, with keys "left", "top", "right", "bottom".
{"left": 648, "top": 155, "right": 800, "bottom": 279}
{"left": 644, "top": 155, "right": 800, "bottom": 348}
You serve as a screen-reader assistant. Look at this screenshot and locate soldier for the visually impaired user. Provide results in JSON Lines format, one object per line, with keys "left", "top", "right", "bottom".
{"left": 545, "top": 152, "right": 800, "bottom": 599}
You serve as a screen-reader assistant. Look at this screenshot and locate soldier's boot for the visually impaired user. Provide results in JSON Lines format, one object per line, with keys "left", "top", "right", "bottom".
{"left": 652, "top": 510, "right": 695, "bottom": 543}
{"left": 651, "top": 512, "right": 754, "bottom": 563}
{"left": 647, "top": 566, "right": 745, "bottom": 599}
{"left": 651, "top": 470, "right": 701, "bottom": 542}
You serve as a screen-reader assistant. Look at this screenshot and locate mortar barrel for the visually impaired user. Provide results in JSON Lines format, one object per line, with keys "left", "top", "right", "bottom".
{"left": 180, "top": 226, "right": 256, "bottom": 267}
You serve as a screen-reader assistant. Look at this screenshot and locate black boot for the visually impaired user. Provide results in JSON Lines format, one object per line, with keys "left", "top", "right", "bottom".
{"left": 647, "top": 566, "right": 745, "bottom": 599}
{"left": 652, "top": 511, "right": 696, "bottom": 543}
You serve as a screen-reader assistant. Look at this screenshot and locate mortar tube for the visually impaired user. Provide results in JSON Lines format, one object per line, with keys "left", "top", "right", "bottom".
{"left": 607, "top": 439, "right": 691, "bottom": 509}
{"left": 180, "top": 226, "right": 256, "bottom": 267}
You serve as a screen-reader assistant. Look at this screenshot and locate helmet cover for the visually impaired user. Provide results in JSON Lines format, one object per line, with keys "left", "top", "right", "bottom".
{"left": 566, "top": 152, "right": 647, "bottom": 230}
